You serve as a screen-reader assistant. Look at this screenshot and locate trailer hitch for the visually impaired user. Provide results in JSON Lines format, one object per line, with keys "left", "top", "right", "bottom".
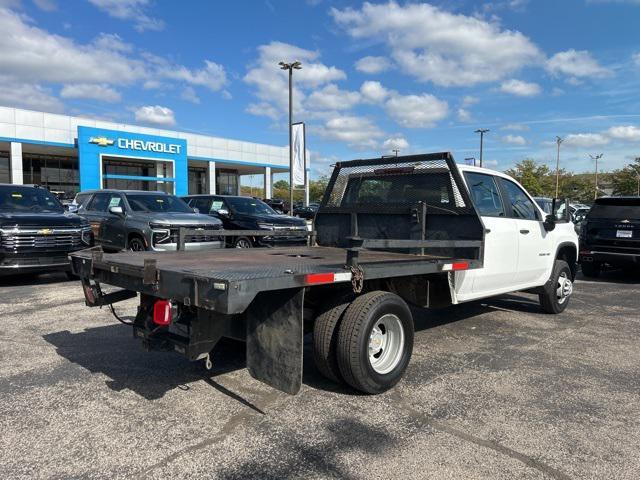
{"left": 80, "top": 277, "right": 137, "bottom": 307}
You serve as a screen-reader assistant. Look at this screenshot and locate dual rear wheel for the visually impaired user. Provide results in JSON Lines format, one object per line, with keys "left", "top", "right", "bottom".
{"left": 313, "top": 291, "right": 414, "bottom": 394}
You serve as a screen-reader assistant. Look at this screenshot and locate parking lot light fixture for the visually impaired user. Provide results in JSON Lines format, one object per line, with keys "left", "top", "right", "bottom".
{"left": 555, "top": 136, "right": 563, "bottom": 198}
{"left": 590, "top": 153, "right": 603, "bottom": 200}
{"left": 279, "top": 61, "right": 302, "bottom": 213}
{"left": 474, "top": 129, "right": 489, "bottom": 168}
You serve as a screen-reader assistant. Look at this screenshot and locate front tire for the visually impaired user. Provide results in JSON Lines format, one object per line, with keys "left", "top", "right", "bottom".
{"left": 539, "top": 259, "right": 573, "bottom": 314}
{"left": 234, "top": 237, "right": 253, "bottom": 248}
{"left": 337, "top": 291, "right": 414, "bottom": 394}
{"left": 128, "top": 236, "right": 147, "bottom": 252}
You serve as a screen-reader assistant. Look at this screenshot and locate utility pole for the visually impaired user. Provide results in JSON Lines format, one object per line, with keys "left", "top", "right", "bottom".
{"left": 590, "top": 153, "right": 603, "bottom": 200}
{"left": 279, "top": 60, "right": 302, "bottom": 214}
{"left": 636, "top": 157, "right": 640, "bottom": 196}
{"left": 555, "top": 136, "right": 563, "bottom": 198}
{"left": 474, "top": 129, "right": 489, "bottom": 168}
{"left": 392, "top": 149, "right": 400, "bottom": 157}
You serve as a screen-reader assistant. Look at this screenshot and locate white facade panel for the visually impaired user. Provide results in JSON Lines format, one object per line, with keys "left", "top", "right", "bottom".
{"left": 43, "top": 113, "right": 70, "bottom": 131}
{"left": 0, "top": 107, "right": 15, "bottom": 124}
{"left": 69, "top": 117, "right": 96, "bottom": 131}
{"left": 196, "top": 135, "right": 213, "bottom": 148}
{"left": 44, "top": 128, "right": 74, "bottom": 144}
{"left": 15, "top": 110, "right": 44, "bottom": 128}
{"left": 227, "top": 140, "right": 242, "bottom": 152}
{"left": 211, "top": 137, "right": 227, "bottom": 149}
{"left": 0, "top": 122, "right": 16, "bottom": 138}
{"left": 15, "top": 125, "right": 44, "bottom": 141}
{"left": 242, "top": 142, "right": 257, "bottom": 154}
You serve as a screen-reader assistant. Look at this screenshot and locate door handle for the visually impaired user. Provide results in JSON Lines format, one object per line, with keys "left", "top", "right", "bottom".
{"left": 520, "top": 229, "right": 530, "bottom": 234}
{"left": 484, "top": 228, "right": 491, "bottom": 234}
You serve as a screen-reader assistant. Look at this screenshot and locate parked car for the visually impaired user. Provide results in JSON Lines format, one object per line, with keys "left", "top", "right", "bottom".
{"left": 182, "top": 194, "right": 307, "bottom": 248}
{"left": 263, "top": 198, "right": 288, "bottom": 214}
{"left": 67, "top": 191, "right": 93, "bottom": 214}
{"left": 579, "top": 196, "right": 639, "bottom": 276}
{"left": 76, "top": 190, "right": 223, "bottom": 252}
{"left": 293, "top": 203, "right": 318, "bottom": 220}
{"left": 0, "top": 184, "right": 93, "bottom": 275}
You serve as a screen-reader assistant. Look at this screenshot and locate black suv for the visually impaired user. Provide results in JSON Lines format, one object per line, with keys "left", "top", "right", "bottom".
{"left": 579, "top": 196, "right": 639, "bottom": 276}
{"left": 182, "top": 195, "right": 308, "bottom": 248}
{"left": 0, "top": 184, "right": 93, "bottom": 275}
{"left": 77, "top": 190, "right": 223, "bottom": 252}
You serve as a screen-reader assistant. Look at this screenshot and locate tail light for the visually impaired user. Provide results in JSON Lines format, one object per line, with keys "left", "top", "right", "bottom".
{"left": 153, "top": 299, "right": 173, "bottom": 326}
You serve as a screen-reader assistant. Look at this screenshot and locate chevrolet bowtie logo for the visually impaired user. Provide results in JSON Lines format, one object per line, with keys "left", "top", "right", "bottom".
{"left": 38, "top": 228, "right": 53, "bottom": 235}
{"left": 89, "top": 136, "right": 115, "bottom": 147}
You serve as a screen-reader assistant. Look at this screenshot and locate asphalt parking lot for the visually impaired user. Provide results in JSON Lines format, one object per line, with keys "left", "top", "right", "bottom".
{"left": 1, "top": 270, "right": 639, "bottom": 479}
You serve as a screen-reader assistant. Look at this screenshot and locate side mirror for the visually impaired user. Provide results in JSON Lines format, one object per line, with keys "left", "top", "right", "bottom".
{"left": 193, "top": 207, "right": 200, "bottom": 214}
{"left": 217, "top": 208, "right": 230, "bottom": 217}
{"left": 109, "top": 205, "right": 124, "bottom": 216}
{"left": 68, "top": 204, "right": 78, "bottom": 213}
{"left": 543, "top": 214, "right": 556, "bottom": 232}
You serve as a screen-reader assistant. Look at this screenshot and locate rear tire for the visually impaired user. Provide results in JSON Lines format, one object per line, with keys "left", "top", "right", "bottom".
{"left": 312, "top": 301, "right": 350, "bottom": 384}
{"left": 337, "top": 291, "right": 414, "bottom": 394}
{"left": 580, "top": 261, "right": 600, "bottom": 278}
{"left": 539, "top": 260, "right": 573, "bottom": 314}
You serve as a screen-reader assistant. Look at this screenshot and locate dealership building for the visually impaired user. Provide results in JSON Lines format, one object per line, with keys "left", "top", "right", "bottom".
{"left": 0, "top": 106, "right": 305, "bottom": 200}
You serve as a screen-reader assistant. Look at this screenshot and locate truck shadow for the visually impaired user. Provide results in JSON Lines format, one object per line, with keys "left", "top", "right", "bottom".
{"left": 576, "top": 268, "right": 640, "bottom": 284}
{"left": 42, "top": 295, "right": 540, "bottom": 402}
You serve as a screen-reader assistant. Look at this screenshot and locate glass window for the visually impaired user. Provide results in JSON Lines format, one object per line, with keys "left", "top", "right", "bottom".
{"left": 225, "top": 197, "right": 276, "bottom": 215}
{"left": 499, "top": 178, "right": 539, "bottom": 220}
{"left": 189, "top": 197, "right": 212, "bottom": 212}
{"left": 464, "top": 172, "right": 505, "bottom": 217}
{"left": 0, "top": 152, "right": 10, "bottom": 184}
{"left": 86, "top": 193, "right": 111, "bottom": 212}
{"left": 126, "top": 194, "right": 192, "bottom": 213}
{"left": 22, "top": 153, "right": 79, "bottom": 198}
{"left": 0, "top": 185, "right": 63, "bottom": 213}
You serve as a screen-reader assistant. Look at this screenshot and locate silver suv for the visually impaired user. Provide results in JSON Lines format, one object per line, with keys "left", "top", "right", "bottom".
{"left": 77, "top": 190, "right": 223, "bottom": 252}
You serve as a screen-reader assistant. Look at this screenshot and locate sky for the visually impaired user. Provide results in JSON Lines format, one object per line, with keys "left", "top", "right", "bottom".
{"left": 0, "top": 0, "right": 639, "bottom": 184}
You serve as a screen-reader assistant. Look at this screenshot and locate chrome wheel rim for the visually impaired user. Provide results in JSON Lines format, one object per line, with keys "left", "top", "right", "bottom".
{"left": 556, "top": 272, "right": 573, "bottom": 304}
{"left": 129, "top": 239, "right": 145, "bottom": 251}
{"left": 368, "top": 313, "right": 405, "bottom": 374}
{"left": 235, "top": 239, "right": 251, "bottom": 248}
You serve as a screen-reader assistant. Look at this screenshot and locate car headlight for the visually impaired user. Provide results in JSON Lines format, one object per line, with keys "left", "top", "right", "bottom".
{"left": 81, "top": 225, "right": 93, "bottom": 245}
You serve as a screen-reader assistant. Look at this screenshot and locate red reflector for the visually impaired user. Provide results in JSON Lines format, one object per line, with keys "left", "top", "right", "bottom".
{"left": 305, "top": 273, "right": 335, "bottom": 284}
{"left": 153, "top": 299, "right": 172, "bottom": 326}
{"left": 452, "top": 262, "right": 469, "bottom": 271}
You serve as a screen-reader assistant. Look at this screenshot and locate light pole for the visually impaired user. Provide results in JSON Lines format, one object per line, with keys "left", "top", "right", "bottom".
{"left": 279, "top": 60, "right": 302, "bottom": 214}
{"left": 392, "top": 149, "right": 400, "bottom": 157}
{"left": 590, "top": 153, "right": 603, "bottom": 200}
{"left": 475, "top": 129, "right": 489, "bottom": 168}
{"left": 555, "top": 136, "right": 563, "bottom": 198}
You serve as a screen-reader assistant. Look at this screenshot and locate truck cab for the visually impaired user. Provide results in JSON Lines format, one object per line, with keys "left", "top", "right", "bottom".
{"left": 456, "top": 166, "right": 578, "bottom": 306}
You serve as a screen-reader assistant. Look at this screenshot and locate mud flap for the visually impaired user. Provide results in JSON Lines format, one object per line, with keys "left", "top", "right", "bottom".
{"left": 246, "top": 288, "right": 304, "bottom": 395}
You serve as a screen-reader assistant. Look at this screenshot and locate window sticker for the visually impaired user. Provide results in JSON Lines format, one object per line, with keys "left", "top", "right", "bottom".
{"left": 11, "top": 193, "right": 22, "bottom": 198}
{"left": 108, "top": 197, "right": 121, "bottom": 208}
{"left": 211, "top": 201, "right": 224, "bottom": 211}
{"left": 156, "top": 198, "right": 165, "bottom": 203}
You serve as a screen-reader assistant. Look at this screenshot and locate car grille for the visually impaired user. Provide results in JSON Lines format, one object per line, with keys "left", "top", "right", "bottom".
{"left": 0, "top": 226, "right": 83, "bottom": 252}
{"left": 152, "top": 224, "right": 222, "bottom": 245}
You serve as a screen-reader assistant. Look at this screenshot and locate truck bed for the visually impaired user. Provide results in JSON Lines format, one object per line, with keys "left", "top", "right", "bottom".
{"left": 70, "top": 246, "right": 480, "bottom": 314}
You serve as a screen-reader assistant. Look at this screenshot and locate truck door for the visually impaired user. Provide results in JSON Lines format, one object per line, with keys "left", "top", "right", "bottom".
{"left": 498, "top": 178, "right": 553, "bottom": 286}
{"left": 82, "top": 193, "right": 110, "bottom": 245}
{"left": 102, "top": 193, "right": 127, "bottom": 249}
{"left": 463, "top": 172, "right": 519, "bottom": 295}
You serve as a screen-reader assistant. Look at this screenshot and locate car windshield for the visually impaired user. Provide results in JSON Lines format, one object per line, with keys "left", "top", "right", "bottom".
{"left": 0, "top": 186, "right": 64, "bottom": 213}
{"left": 226, "top": 197, "right": 277, "bottom": 215}
{"left": 126, "top": 194, "right": 193, "bottom": 213}
{"left": 588, "top": 198, "right": 640, "bottom": 220}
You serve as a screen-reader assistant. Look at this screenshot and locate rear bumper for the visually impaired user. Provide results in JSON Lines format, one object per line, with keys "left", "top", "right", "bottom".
{"left": 580, "top": 250, "right": 640, "bottom": 266}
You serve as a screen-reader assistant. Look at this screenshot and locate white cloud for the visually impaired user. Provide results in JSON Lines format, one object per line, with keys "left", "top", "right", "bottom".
{"left": 306, "top": 83, "right": 361, "bottom": 110}
{"left": 33, "top": 0, "right": 57, "bottom": 11}
{"left": 134, "top": 105, "right": 176, "bottom": 126}
{"left": 457, "top": 108, "right": 471, "bottom": 122}
{"left": 331, "top": 1, "right": 542, "bottom": 87}
{"left": 87, "top": 0, "right": 164, "bottom": 32}
{"left": 501, "top": 123, "right": 529, "bottom": 131}
{"left": 546, "top": 49, "right": 612, "bottom": 78}
{"left": 384, "top": 93, "right": 448, "bottom": 128}
{"left": 317, "top": 115, "right": 384, "bottom": 149}
{"left": 462, "top": 95, "right": 479, "bottom": 106}
{"left": 245, "top": 102, "right": 280, "bottom": 121}
{"left": 359, "top": 80, "right": 389, "bottom": 103}
{"left": 244, "top": 41, "right": 346, "bottom": 119}
{"left": 382, "top": 136, "right": 409, "bottom": 151}
{"left": 354, "top": 55, "right": 391, "bottom": 74}
{"left": 0, "top": 75, "right": 63, "bottom": 112}
{"left": 606, "top": 125, "right": 640, "bottom": 142}
{"left": 60, "top": 83, "right": 121, "bottom": 102}
{"left": 500, "top": 79, "right": 541, "bottom": 96}
{"left": 563, "top": 133, "right": 610, "bottom": 148}
{"left": 163, "top": 60, "right": 227, "bottom": 92}
{"left": 501, "top": 134, "right": 527, "bottom": 145}
{"left": 92, "top": 33, "right": 133, "bottom": 53}
{"left": 180, "top": 86, "right": 200, "bottom": 104}
{"left": 633, "top": 52, "right": 640, "bottom": 66}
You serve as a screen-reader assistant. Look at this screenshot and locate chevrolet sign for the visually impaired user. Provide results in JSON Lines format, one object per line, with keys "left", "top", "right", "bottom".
{"left": 89, "top": 136, "right": 115, "bottom": 146}
{"left": 118, "top": 138, "right": 182, "bottom": 154}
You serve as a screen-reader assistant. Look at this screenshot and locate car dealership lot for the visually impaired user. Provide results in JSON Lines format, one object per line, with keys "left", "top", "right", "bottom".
{"left": 1, "top": 271, "right": 639, "bottom": 479}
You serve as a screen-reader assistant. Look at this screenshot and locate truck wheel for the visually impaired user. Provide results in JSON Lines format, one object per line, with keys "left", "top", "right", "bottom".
{"left": 539, "top": 260, "right": 573, "bottom": 314}
{"left": 580, "top": 261, "right": 600, "bottom": 278}
{"left": 128, "top": 235, "right": 147, "bottom": 252}
{"left": 313, "top": 301, "right": 350, "bottom": 383}
{"left": 234, "top": 237, "right": 253, "bottom": 248}
{"left": 337, "top": 291, "right": 414, "bottom": 394}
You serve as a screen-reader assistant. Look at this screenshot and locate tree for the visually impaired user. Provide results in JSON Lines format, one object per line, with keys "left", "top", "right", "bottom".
{"left": 611, "top": 157, "right": 640, "bottom": 196}
{"left": 504, "top": 159, "right": 553, "bottom": 196}
{"left": 309, "top": 175, "right": 329, "bottom": 203}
